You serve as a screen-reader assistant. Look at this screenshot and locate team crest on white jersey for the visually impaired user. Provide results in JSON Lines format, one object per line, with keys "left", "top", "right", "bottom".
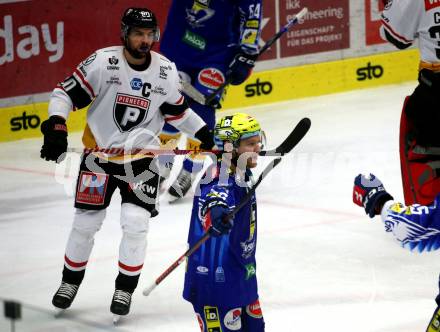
{"left": 113, "top": 93, "right": 150, "bottom": 132}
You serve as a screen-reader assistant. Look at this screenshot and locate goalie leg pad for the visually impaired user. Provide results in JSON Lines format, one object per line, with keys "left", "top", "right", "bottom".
{"left": 118, "top": 203, "right": 150, "bottom": 276}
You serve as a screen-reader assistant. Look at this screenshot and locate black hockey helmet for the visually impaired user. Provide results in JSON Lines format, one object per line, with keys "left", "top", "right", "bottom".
{"left": 121, "top": 8, "right": 160, "bottom": 42}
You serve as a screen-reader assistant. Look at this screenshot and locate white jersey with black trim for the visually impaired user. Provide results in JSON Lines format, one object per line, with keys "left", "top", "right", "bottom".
{"left": 48, "top": 46, "right": 205, "bottom": 152}
{"left": 380, "top": 0, "right": 440, "bottom": 63}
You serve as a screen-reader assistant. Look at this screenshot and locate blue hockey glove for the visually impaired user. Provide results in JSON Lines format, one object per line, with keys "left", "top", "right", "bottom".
{"left": 226, "top": 52, "right": 257, "bottom": 85}
{"left": 208, "top": 205, "right": 233, "bottom": 237}
{"left": 353, "top": 174, "right": 394, "bottom": 218}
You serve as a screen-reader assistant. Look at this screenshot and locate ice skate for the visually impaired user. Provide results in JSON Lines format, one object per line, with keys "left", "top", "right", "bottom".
{"left": 168, "top": 168, "right": 192, "bottom": 202}
{"left": 52, "top": 281, "right": 79, "bottom": 311}
{"left": 110, "top": 289, "right": 132, "bottom": 323}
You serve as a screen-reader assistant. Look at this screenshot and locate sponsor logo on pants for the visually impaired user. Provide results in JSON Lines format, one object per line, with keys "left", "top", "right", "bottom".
{"left": 246, "top": 299, "right": 263, "bottom": 319}
{"left": 224, "top": 308, "right": 242, "bottom": 330}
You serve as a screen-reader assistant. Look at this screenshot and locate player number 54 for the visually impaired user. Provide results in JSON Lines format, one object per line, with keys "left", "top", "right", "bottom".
{"left": 249, "top": 4, "right": 261, "bottom": 18}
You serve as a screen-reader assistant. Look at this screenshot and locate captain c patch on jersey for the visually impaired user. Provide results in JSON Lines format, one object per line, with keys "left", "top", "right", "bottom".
{"left": 113, "top": 93, "right": 150, "bottom": 132}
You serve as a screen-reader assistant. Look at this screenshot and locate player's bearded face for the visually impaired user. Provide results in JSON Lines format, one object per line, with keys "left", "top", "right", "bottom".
{"left": 126, "top": 28, "right": 155, "bottom": 59}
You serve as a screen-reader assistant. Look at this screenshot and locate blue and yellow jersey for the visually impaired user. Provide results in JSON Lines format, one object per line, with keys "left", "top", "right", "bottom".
{"left": 160, "top": 0, "right": 262, "bottom": 65}
{"left": 381, "top": 195, "right": 440, "bottom": 252}
{"left": 183, "top": 166, "right": 259, "bottom": 308}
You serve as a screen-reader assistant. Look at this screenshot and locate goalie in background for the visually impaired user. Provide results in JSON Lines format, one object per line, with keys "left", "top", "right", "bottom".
{"left": 353, "top": 173, "right": 440, "bottom": 332}
{"left": 183, "top": 113, "right": 266, "bottom": 331}
{"left": 158, "top": 0, "right": 263, "bottom": 202}
{"left": 380, "top": 0, "right": 440, "bottom": 206}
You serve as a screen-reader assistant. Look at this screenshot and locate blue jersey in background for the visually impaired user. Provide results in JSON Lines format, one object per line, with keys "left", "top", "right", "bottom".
{"left": 160, "top": 0, "right": 262, "bottom": 66}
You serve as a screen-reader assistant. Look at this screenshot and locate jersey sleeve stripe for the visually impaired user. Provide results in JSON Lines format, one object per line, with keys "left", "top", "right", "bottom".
{"left": 160, "top": 99, "right": 189, "bottom": 116}
{"left": 174, "top": 95, "right": 184, "bottom": 105}
{"left": 381, "top": 19, "right": 413, "bottom": 44}
{"left": 56, "top": 85, "right": 67, "bottom": 93}
{"left": 165, "top": 111, "right": 186, "bottom": 122}
{"left": 74, "top": 69, "right": 96, "bottom": 98}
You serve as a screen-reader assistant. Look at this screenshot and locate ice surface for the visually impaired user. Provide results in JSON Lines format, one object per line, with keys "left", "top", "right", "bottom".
{"left": 1, "top": 81, "right": 438, "bottom": 331}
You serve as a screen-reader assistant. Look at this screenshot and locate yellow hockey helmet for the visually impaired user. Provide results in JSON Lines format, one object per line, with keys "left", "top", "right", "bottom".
{"left": 214, "top": 113, "right": 261, "bottom": 150}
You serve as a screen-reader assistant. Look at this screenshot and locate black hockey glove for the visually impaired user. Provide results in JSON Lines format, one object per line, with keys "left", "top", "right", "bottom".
{"left": 208, "top": 205, "right": 233, "bottom": 237}
{"left": 226, "top": 51, "right": 257, "bottom": 85}
{"left": 195, "top": 125, "right": 215, "bottom": 151}
{"left": 353, "top": 174, "right": 393, "bottom": 218}
{"left": 40, "top": 116, "right": 68, "bottom": 163}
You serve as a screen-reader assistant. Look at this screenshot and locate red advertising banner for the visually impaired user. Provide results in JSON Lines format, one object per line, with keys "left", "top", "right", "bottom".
{"left": 258, "top": 1, "right": 277, "bottom": 61}
{"left": 365, "top": 0, "right": 386, "bottom": 45}
{"left": 0, "top": 0, "right": 170, "bottom": 100}
{"left": 279, "top": 0, "right": 350, "bottom": 57}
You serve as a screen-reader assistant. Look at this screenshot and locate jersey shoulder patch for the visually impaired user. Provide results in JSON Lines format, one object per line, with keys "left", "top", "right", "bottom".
{"left": 153, "top": 52, "right": 178, "bottom": 82}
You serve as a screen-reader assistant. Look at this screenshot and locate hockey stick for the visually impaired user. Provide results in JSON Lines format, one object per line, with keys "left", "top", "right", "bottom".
{"left": 66, "top": 135, "right": 302, "bottom": 157}
{"left": 181, "top": 81, "right": 207, "bottom": 106}
{"left": 142, "top": 117, "right": 311, "bottom": 296}
{"left": 182, "top": 7, "right": 308, "bottom": 106}
{"left": 66, "top": 147, "right": 220, "bottom": 156}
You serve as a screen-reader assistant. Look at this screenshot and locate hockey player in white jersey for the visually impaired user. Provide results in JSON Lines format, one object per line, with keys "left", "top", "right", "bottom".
{"left": 39, "top": 7, "right": 214, "bottom": 320}
{"left": 381, "top": 0, "right": 440, "bottom": 206}
{"left": 353, "top": 173, "right": 440, "bottom": 331}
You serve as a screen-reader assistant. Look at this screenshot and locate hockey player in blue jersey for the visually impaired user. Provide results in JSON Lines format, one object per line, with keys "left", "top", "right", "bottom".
{"left": 353, "top": 173, "right": 440, "bottom": 332}
{"left": 183, "top": 113, "right": 265, "bottom": 331}
{"left": 158, "top": 0, "right": 263, "bottom": 202}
